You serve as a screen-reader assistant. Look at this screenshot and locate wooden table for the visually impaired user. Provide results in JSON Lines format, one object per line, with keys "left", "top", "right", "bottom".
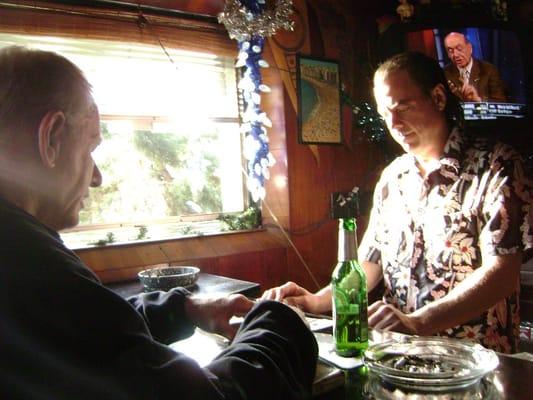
{"left": 314, "top": 330, "right": 533, "bottom": 399}
{"left": 107, "top": 272, "right": 261, "bottom": 298}
{"left": 108, "top": 278, "right": 533, "bottom": 399}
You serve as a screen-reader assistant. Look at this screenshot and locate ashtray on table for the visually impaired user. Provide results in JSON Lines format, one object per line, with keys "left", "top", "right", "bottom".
{"left": 364, "top": 336, "right": 499, "bottom": 392}
{"left": 138, "top": 265, "right": 200, "bottom": 291}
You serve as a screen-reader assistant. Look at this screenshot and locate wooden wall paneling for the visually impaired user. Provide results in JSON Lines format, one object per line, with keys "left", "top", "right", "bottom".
{"left": 1, "top": 0, "right": 387, "bottom": 292}
{"left": 159, "top": 238, "right": 213, "bottom": 261}
{"left": 261, "top": 43, "right": 287, "bottom": 151}
{"left": 218, "top": 252, "right": 263, "bottom": 289}
{"left": 134, "top": 0, "right": 224, "bottom": 15}
{"left": 306, "top": 2, "right": 344, "bottom": 60}
{"left": 263, "top": 147, "right": 290, "bottom": 229}
{"left": 213, "top": 247, "right": 288, "bottom": 292}
{"left": 287, "top": 221, "right": 337, "bottom": 291}
{"left": 261, "top": 41, "right": 290, "bottom": 231}
{"left": 98, "top": 251, "right": 285, "bottom": 287}
{"left": 285, "top": 82, "right": 338, "bottom": 289}
{"left": 309, "top": 222, "right": 337, "bottom": 285}
{"left": 170, "top": 257, "right": 220, "bottom": 275}
{"left": 77, "top": 230, "right": 288, "bottom": 284}
{"left": 288, "top": 235, "right": 315, "bottom": 284}
{"left": 258, "top": 247, "right": 289, "bottom": 291}
{"left": 280, "top": 3, "right": 385, "bottom": 294}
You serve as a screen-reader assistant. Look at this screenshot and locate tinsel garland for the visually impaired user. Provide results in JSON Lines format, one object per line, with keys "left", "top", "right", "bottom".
{"left": 218, "top": 0, "right": 294, "bottom": 42}
{"left": 218, "top": 0, "right": 294, "bottom": 202}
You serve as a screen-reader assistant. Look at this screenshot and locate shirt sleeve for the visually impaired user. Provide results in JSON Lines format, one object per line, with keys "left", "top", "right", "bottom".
{"left": 359, "top": 172, "right": 386, "bottom": 266}
{"left": 207, "top": 301, "right": 318, "bottom": 400}
{"left": 127, "top": 287, "right": 195, "bottom": 344}
{"left": 111, "top": 300, "right": 318, "bottom": 400}
{"left": 479, "top": 143, "right": 533, "bottom": 258}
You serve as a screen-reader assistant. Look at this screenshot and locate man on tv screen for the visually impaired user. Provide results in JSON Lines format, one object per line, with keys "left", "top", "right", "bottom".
{"left": 443, "top": 32, "right": 507, "bottom": 103}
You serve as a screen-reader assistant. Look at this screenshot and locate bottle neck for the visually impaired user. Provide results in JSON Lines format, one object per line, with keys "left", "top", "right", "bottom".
{"left": 337, "top": 218, "right": 358, "bottom": 262}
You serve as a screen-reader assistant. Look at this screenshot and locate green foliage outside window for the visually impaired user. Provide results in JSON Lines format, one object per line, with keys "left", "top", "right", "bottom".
{"left": 79, "top": 123, "right": 224, "bottom": 228}
{"left": 134, "top": 130, "right": 187, "bottom": 169}
{"left": 218, "top": 207, "right": 261, "bottom": 231}
{"left": 90, "top": 232, "right": 116, "bottom": 247}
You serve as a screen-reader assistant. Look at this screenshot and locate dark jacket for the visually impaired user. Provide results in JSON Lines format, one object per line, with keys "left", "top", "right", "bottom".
{"left": 444, "top": 58, "right": 507, "bottom": 102}
{"left": 0, "top": 198, "right": 317, "bottom": 399}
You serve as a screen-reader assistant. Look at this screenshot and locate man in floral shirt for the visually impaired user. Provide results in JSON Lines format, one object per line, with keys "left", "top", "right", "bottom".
{"left": 263, "top": 52, "right": 532, "bottom": 353}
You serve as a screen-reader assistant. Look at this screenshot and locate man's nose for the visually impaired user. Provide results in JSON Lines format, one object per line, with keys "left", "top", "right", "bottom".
{"left": 390, "top": 110, "right": 403, "bottom": 128}
{"left": 91, "top": 164, "right": 102, "bottom": 187}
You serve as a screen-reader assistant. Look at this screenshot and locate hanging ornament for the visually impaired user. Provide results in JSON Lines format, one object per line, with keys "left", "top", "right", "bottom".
{"left": 218, "top": 0, "right": 294, "bottom": 42}
{"left": 218, "top": 0, "right": 294, "bottom": 202}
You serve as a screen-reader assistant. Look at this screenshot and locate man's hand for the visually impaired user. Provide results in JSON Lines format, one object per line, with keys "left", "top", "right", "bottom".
{"left": 184, "top": 294, "right": 255, "bottom": 340}
{"left": 368, "top": 300, "right": 420, "bottom": 335}
{"left": 261, "top": 281, "right": 330, "bottom": 314}
{"left": 461, "top": 83, "right": 482, "bottom": 102}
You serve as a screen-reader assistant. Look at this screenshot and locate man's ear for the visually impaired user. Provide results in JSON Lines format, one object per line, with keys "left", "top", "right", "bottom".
{"left": 431, "top": 84, "right": 447, "bottom": 112}
{"left": 38, "top": 110, "right": 66, "bottom": 169}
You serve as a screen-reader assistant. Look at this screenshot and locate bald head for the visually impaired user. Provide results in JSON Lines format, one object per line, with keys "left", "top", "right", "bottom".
{"left": 0, "top": 46, "right": 101, "bottom": 231}
{"left": 445, "top": 32, "right": 470, "bottom": 46}
{"left": 444, "top": 32, "right": 473, "bottom": 69}
{"left": 0, "top": 46, "right": 93, "bottom": 143}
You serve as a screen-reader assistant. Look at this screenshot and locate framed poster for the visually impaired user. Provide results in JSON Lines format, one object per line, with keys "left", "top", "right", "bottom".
{"left": 297, "top": 55, "right": 342, "bottom": 144}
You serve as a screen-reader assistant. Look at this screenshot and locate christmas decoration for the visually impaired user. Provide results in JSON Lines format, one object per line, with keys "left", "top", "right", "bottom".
{"left": 218, "top": 0, "right": 294, "bottom": 42}
{"left": 353, "top": 102, "right": 388, "bottom": 143}
{"left": 341, "top": 91, "right": 387, "bottom": 143}
{"left": 218, "top": 0, "right": 294, "bottom": 201}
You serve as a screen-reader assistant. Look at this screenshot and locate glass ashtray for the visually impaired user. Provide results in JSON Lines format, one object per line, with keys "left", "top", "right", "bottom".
{"left": 364, "top": 336, "right": 499, "bottom": 392}
{"left": 366, "top": 375, "right": 499, "bottom": 399}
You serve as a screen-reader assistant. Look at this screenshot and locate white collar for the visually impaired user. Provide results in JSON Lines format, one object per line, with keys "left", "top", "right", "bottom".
{"left": 459, "top": 58, "right": 473, "bottom": 76}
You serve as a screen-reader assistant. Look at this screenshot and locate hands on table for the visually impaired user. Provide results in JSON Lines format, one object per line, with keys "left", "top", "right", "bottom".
{"left": 185, "top": 294, "right": 254, "bottom": 340}
{"left": 184, "top": 290, "right": 311, "bottom": 341}
{"left": 261, "top": 280, "right": 336, "bottom": 316}
{"left": 367, "top": 300, "right": 419, "bottom": 335}
{"left": 262, "top": 281, "right": 421, "bottom": 335}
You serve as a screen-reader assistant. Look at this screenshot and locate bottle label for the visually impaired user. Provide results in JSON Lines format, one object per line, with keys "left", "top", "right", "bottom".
{"left": 336, "top": 304, "right": 359, "bottom": 315}
{"left": 332, "top": 286, "right": 368, "bottom": 354}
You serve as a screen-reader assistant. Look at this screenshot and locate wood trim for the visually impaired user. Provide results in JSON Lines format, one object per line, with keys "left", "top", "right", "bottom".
{"left": 0, "top": 1, "right": 235, "bottom": 56}
{"left": 0, "top": 1, "right": 293, "bottom": 289}
{"left": 76, "top": 229, "right": 288, "bottom": 284}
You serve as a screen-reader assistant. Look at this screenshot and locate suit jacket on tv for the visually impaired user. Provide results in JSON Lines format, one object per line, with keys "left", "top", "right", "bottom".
{"left": 444, "top": 58, "right": 507, "bottom": 102}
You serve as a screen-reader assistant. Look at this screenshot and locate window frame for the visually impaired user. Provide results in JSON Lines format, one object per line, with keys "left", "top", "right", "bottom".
{"left": 0, "top": 1, "right": 258, "bottom": 249}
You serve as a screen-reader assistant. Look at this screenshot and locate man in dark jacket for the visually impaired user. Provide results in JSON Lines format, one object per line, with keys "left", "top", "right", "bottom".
{"left": 443, "top": 32, "right": 507, "bottom": 102}
{"left": 0, "top": 45, "right": 317, "bottom": 400}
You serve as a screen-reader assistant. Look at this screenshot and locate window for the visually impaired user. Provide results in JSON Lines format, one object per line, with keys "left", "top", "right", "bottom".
{"left": 0, "top": 33, "right": 248, "bottom": 248}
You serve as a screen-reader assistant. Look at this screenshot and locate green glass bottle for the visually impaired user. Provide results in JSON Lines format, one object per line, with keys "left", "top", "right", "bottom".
{"left": 331, "top": 217, "right": 368, "bottom": 357}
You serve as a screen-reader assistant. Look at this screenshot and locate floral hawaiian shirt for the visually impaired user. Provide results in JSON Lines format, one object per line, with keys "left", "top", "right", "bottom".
{"left": 359, "top": 128, "right": 532, "bottom": 353}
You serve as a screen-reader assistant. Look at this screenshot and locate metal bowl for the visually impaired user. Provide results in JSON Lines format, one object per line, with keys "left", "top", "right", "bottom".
{"left": 138, "top": 265, "right": 200, "bottom": 292}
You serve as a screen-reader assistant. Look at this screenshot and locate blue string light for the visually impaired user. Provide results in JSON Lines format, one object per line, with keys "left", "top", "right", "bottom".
{"left": 219, "top": 0, "right": 294, "bottom": 202}
{"left": 238, "top": 36, "right": 273, "bottom": 202}
{"left": 238, "top": 0, "right": 272, "bottom": 202}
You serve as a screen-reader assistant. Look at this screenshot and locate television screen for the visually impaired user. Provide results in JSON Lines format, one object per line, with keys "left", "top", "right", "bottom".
{"left": 399, "top": 27, "right": 527, "bottom": 122}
